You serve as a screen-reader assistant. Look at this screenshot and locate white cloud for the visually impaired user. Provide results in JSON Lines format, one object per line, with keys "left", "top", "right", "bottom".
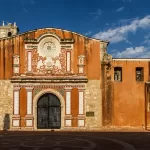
{"left": 93, "top": 15, "right": 150, "bottom": 43}
{"left": 116, "top": 7, "right": 124, "bottom": 12}
{"left": 89, "top": 9, "right": 102, "bottom": 19}
{"left": 84, "top": 31, "right": 92, "bottom": 36}
{"left": 112, "top": 46, "right": 150, "bottom": 58}
{"left": 142, "top": 33, "right": 150, "bottom": 45}
{"left": 20, "top": 0, "right": 36, "bottom": 13}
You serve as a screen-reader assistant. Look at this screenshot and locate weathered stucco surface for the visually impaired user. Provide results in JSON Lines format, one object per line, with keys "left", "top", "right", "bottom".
{"left": 0, "top": 80, "right": 13, "bottom": 130}
{"left": 85, "top": 80, "right": 102, "bottom": 128}
{"left": 112, "top": 60, "right": 149, "bottom": 127}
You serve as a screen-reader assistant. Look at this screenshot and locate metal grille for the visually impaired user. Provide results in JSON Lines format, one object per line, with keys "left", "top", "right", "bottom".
{"left": 37, "top": 93, "right": 61, "bottom": 129}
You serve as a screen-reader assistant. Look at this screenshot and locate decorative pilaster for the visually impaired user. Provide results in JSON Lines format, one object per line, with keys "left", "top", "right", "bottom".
{"left": 27, "top": 51, "right": 32, "bottom": 72}
{"left": 12, "top": 87, "right": 21, "bottom": 128}
{"left": 66, "top": 51, "right": 71, "bottom": 72}
{"left": 79, "top": 91, "right": 84, "bottom": 115}
{"left": 64, "top": 87, "right": 72, "bottom": 127}
{"left": 78, "top": 87, "right": 85, "bottom": 127}
{"left": 25, "top": 87, "right": 34, "bottom": 128}
{"left": 25, "top": 43, "right": 37, "bottom": 75}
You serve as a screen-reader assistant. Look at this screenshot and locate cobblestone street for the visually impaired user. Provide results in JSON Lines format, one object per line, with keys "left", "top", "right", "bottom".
{"left": 0, "top": 131, "right": 150, "bottom": 150}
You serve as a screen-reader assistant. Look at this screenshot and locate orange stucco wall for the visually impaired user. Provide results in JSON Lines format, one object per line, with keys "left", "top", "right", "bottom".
{"left": 0, "top": 28, "right": 101, "bottom": 80}
{"left": 112, "top": 60, "right": 149, "bottom": 126}
{"left": 20, "top": 87, "right": 27, "bottom": 127}
{"left": 2, "top": 27, "right": 150, "bottom": 129}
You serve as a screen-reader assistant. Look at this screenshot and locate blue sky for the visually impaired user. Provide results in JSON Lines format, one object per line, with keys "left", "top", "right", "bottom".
{"left": 0, "top": 0, "right": 150, "bottom": 58}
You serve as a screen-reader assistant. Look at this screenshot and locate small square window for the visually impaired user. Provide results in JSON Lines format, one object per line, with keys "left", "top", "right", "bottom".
{"left": 114, "top": 67, "right": 122, "bottom": 81}
{"left": 136, "top": 67, "right": 144, "bottom": 81}
{"left": 86, "top": 112, "right": 94, "bottom": 117}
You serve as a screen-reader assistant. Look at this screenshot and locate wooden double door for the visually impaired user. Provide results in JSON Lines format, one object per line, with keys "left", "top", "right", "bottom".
{"left": 37, "top": 93, "right": 61, "bottom": 129}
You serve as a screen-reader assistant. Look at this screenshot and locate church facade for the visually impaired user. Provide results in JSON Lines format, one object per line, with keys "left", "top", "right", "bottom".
{"left": 0, "top": 22, "right": 150, "bottom": 131}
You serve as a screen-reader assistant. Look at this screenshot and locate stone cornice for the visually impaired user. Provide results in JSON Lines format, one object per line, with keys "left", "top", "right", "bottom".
{"left": 24, "top": 37, "right": 74, "bottom": 44}
{"left": 10, "top": 76, "right": 88, "bottom": 83}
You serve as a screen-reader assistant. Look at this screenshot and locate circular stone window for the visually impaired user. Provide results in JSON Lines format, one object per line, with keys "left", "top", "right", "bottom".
{"left": 43, "top": 42, "right": 56, "bottom": 53}
{"left": 38, "top": 36, "right": 60, "bottom": 57}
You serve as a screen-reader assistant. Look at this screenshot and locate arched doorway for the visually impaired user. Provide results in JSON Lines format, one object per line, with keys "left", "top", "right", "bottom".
{"left": 37, "top": 93, "right": 61, "bottom": 129}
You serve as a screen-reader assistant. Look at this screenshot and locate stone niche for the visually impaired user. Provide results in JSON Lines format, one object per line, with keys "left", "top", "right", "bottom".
{"left": 13, "top": 55, "right": 20, "bottom": 76}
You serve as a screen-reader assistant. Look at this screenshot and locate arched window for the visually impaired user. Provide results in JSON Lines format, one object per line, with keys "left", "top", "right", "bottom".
{"left": 8, "top": 32, "right": 12, "bottom": 37}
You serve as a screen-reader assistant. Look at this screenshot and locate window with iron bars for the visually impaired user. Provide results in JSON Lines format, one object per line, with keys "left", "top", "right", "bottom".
{"left": 114, "top": 67, "right": 122, "bottom": 81}
{"left": 136, "top": 67, "right": 144, "bottom": 81}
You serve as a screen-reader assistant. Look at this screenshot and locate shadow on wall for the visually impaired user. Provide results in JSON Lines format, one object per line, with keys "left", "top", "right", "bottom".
{"left": 3, "top": 113, "right": 10, "bottom": 131}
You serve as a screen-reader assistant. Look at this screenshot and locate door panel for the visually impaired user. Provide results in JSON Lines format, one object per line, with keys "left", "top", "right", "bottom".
{"left": 48, "top": 107, "right": 61, "bottom": 128}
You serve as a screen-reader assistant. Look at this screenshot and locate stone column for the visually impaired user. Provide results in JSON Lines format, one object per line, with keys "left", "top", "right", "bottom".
{"left": 78, "top": 87, "right": 85, "bottom": 127}
{"left": 12, "top": 87, "right": 21, "bottom": 129}
{"left": 64, "top": 87, "right": 72, "bottom": 127}
{"left": 25, "top": 87, "right": 34, "bottom": 128}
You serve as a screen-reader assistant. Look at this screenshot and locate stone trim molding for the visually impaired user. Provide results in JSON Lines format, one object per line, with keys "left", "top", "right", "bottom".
{"left": 25, "top": 87, "right": 34, "bottom": 91}
{"left": 11, "top": 76, "right": 88, "bottom": 83}
{"left": 26, "top": 91, "right": 32, "bottom": 115}
{"left": 65, "top": 91, "right": 71, "bottom": 115}
{"left": 14, "top": 84, "right": 85, "bottom": 89}
{"left": 79, "top": 91, "right": 84, "bottom": 115}
{"left": 13, "top": 88, "right": 20, "bottom": 115}
{"left": 66, "top": 51, "right": 71, "bottom": 72}
{"left": 27, "top": 51, "right": 32, "bottom": 72}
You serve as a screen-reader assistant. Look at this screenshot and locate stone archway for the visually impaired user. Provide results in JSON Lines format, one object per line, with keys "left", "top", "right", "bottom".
{"left": 33, "top": 89, "right": 65, "bottom": 130}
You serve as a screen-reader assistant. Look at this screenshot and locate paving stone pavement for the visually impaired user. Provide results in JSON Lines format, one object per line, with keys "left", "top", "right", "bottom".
{"left": 0, "top": 131, "right": 150, "bottom": 150}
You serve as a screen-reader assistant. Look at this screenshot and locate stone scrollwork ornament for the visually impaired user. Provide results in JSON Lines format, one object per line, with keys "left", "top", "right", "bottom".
{"left": 102, "top": 53, "right": 112, "bottom": 72}
{"left": 103, "top": 53, "right": 112, "bottom": 64}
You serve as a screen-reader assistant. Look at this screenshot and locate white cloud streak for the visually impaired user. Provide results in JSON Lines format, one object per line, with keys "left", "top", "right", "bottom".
{"left": 93, "top": 15, "right": 150, "bottom": 43}
{"left": 84, "top": 31, "right": 92, "bottom": 36}
{"left": 89, "top": 9, "right": 102, "bottom": 19}
{"left": 143, "top": 33, "right": 150, "bottom": 45}
{"left": 116, "top": 7, "right": 124, "bottom": 12}
{"left": 20, "top": 0, "right": 36, "bottom": 13}
{"left": 112, "top": 46, "right": 150, "bottom": 58}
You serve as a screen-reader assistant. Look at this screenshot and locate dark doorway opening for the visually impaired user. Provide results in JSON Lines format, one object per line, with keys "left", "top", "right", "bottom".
{"left": 37, "top": 93, "right": 61, "bottom": 129}
{"left": 8, "top": 32, "right": 12, "bottom": 37}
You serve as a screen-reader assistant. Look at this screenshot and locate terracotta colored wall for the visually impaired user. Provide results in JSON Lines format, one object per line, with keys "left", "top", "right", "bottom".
{"left": 112, "top": 60, "right": 149, "bottom": 126}
{"left": 0, "top": 28, "right": 101, "bottom": 80}
{"left": 20, "top": 87, "right": 27, "bottom": 127}
{"left": 71, "top": 88, "right": 79, "bottom": 127}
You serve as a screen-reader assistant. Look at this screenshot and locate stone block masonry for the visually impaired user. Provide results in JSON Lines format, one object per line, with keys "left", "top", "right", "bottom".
{"left": 0, "top": 80, "right": 13, "bottom": 130}
{"left": 85, "top": 80, "right": 102, "bottom": 128}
